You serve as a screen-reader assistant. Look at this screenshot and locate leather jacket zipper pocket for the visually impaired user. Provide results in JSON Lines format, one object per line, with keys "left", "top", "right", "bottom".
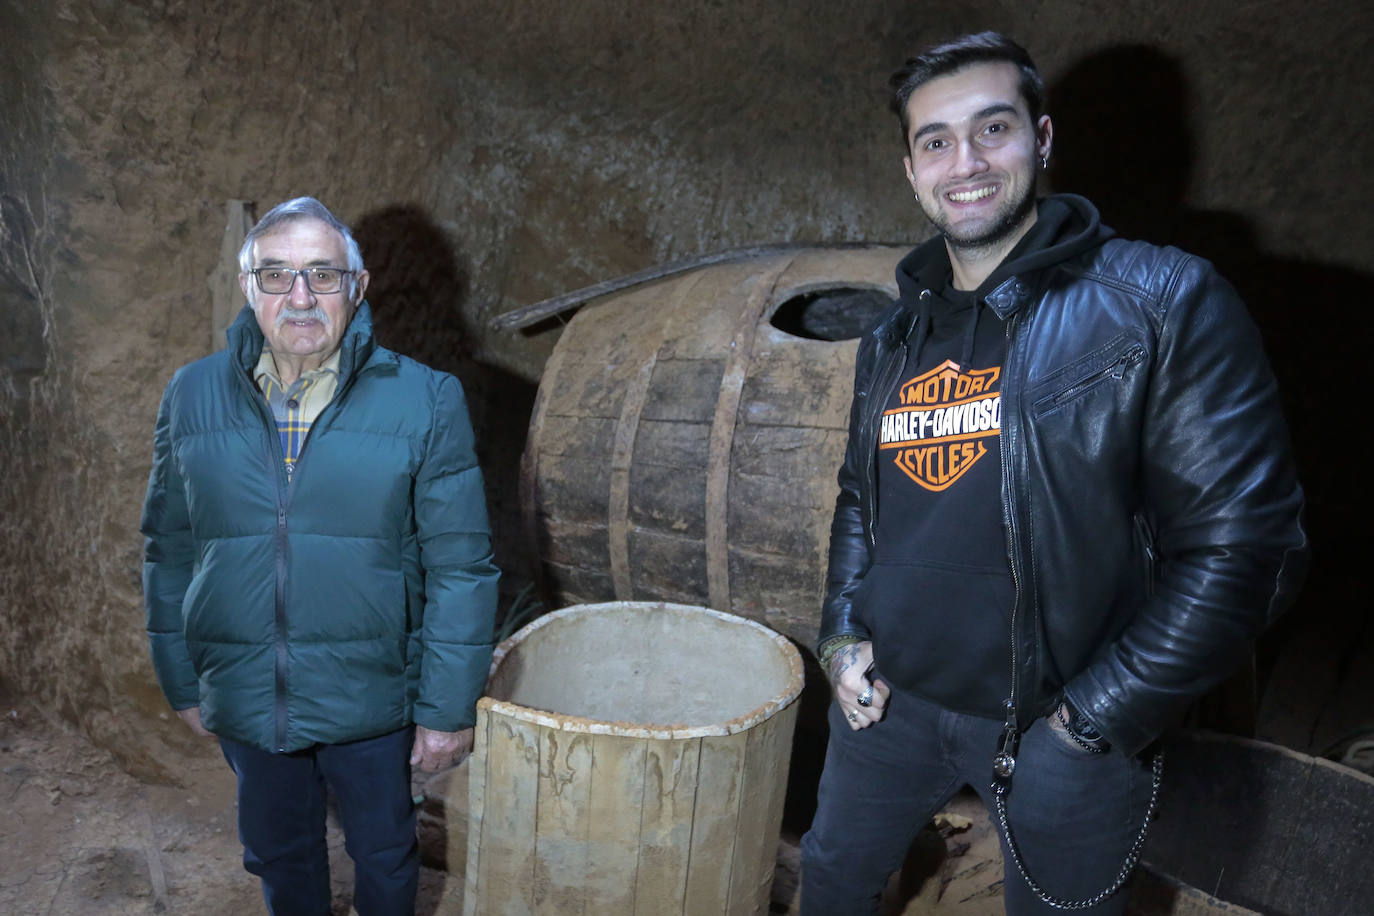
{"left": 1035, "top": 344, "right": 1145, "bottom": 413}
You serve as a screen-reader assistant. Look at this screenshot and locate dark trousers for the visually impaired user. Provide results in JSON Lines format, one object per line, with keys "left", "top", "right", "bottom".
{"left": 800, "top": 685, "right": 1154, "bottom": 915}
{"left": 219, "top": 727, "right": 419, "bottom": 916}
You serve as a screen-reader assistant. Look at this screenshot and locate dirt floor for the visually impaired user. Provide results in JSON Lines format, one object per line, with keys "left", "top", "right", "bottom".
{"left": 2, "top": 688, "right": 1267, "bottom": 916}
{"left": 0, "top": 683, "right": 989, "bottom": 916}
{"left": 0, "top": 692, "right": 464, "bottom": 916}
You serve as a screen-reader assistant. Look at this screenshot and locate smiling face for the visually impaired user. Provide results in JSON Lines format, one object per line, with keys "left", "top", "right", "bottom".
{"left": 902, "top": 61, "right": 1052, "bottom": 259}
{"left": 239, "top": 217, "right": 368, "bottom": 381}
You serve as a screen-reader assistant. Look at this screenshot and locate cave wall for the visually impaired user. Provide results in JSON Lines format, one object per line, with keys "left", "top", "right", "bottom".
{"left": 1, "top": 0, "right": 1369, "bottom": 780}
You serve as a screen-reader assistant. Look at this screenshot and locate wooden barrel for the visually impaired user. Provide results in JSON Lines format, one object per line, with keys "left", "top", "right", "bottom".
{"left": 521, "top": 246, "right": 905, "bottom": 646}
{"left": 1140, "top": 730, "right": 1374, "bottom": 915}
{"left": 464, "top": 601, "right": 804, "bottom": 915}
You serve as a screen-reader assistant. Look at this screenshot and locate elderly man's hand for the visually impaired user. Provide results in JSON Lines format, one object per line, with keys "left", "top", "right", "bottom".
{"left": 827, "top": 641, "right": 890, "bottom": 731}
{"left": 176, "top": 706, "right": 215, "bottom": 738}
{"left": 410, "top": 725, "right": 475, "bottom": 772}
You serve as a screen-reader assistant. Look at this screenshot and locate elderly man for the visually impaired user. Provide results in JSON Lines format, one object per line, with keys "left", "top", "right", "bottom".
{"left": 801, "top": 33, "right": 1307, "bottom": 914}
{"left": 143, "top": 196, "right": 498, "bottom": 915}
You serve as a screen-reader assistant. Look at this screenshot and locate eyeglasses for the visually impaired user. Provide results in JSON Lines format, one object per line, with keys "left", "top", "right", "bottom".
{"left": 249, "top": 266, "right": 353, "bottom": 295}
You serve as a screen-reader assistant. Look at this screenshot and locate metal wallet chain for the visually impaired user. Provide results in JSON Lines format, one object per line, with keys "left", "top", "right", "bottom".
{"left": 991, "top": 724, "right": 1165, "bottom": 910}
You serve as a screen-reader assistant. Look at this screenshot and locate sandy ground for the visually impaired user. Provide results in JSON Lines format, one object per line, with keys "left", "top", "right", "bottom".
{"left": 0, "top": 690, "right": 1005, "bottom": 916}
{"left": 1, "top": 693, "right": 1256, "bottom": 916}
{"left": 0, "top": 695, "right": 463, "bottom": 916}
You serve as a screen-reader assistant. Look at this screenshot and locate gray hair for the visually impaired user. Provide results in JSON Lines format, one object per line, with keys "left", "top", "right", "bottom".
{"left": 237, "top": 197, "right": 366, "bottom": 295}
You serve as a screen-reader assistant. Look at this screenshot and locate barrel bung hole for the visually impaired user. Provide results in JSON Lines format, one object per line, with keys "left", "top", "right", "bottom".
{"left": 768, "top": 286, "right": 895, "bottom": 341}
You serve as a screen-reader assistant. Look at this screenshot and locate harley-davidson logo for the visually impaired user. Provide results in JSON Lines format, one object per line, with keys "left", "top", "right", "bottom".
{"left": 879, "top": 359, "right": 1001, "bottom": 492}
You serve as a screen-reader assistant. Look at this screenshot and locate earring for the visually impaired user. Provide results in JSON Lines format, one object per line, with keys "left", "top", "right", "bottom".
{"left": 1040, "top": 156, "right": 1048, "bottom": 170}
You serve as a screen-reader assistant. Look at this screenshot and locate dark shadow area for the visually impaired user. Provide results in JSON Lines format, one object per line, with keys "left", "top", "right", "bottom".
{"left": 779, "top": 647, "right": 833, "bottom": 838}
{"left": 769, "top": 286, "right": 895, "bottom": 341}
{"left": 1051, "top": 44, "right": 1371, "bottom": 751}
{"left": 1051, "top": 45, "right": 1374, "bottom": 910}
{"left": 354, "top": 204, "right": 540, "bottom": 613}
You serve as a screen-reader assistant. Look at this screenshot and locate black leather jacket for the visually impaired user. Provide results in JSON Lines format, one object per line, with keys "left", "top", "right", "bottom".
{"left": 819, "top": 200, "right": 1308, "bottom": 756}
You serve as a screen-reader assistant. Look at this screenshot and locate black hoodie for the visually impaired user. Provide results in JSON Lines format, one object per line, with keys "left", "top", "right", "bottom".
{"left": 856, "top": 195, "right": 1113, "bottom": 717}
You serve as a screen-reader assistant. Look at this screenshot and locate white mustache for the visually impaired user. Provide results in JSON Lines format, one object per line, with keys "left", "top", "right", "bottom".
{"left": 276, "top": 306, "right": 330, "bottom": 329}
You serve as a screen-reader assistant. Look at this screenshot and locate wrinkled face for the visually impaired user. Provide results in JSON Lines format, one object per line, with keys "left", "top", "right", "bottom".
{"left": 902, "top": 62, "right": 1052, "bottom": 252}
{"left": 239, "top": 218, "right": 367, "bottom": 366}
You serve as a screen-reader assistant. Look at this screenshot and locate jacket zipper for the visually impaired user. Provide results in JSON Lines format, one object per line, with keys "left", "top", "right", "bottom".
{"left": 235, "top": 366, "right": 294, "bottom": 752}
{"left": 994, "top": 310, "right": 1025, "bottom": 785}
{"left": 864, "top": 325, "right": 912, "bottom": 548}
{"left": 259, "top": 364, "right": 361, "bottom": 751}
{"left": 1047, "top": 345, "right": 1145, "bottom": 408}
{"left": 232, "top": 330, "right": 368, "bottom": 751}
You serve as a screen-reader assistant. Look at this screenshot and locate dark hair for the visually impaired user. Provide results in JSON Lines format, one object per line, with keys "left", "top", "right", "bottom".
{"left": 888, "top": 32, "right": 1045, "bottom": 149}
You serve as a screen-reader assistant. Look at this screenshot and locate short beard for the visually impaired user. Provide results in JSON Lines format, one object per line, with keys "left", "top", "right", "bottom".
{"left": 933, "top": 184, "right": 1038, "bottom": 259}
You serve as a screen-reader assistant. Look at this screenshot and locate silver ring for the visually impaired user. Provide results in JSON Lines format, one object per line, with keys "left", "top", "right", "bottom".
{"left": 847, "top": 711, "right": 858, "bottom": 722}
{"left": 856, "top": 686, "right": 874, "bottom": 707}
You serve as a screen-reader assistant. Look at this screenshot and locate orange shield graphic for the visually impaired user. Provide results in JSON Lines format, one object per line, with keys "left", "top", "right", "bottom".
{"left": 879, "top": 359, "right": 1001, "bottom": 492}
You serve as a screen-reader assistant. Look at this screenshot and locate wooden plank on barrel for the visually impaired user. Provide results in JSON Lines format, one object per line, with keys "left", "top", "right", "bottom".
{"left": 609, "top": 272, "right": 708, "bottom": 601}
{"left": 527, "top": 414, "right": 616, "bottom": 460}
{"left": 655, "top": 265, "right": 780, "bottom": 360}
{"left": 542, "top": 560, "right": 615, "bottom": 608}
{"left": 729, "top": 473, "right": 830, "bottom": 555}
{"left": 628, "top": 457, "right": 709, "bottom": 539}
{"left": 640, "top": 358, "right": 726, "bottom": 423}
{"left": 521, "top": 326, "right": 567, "bottom": 612}
{"left": 727, "top": 425, "right": 848, "bottom": 482}
{"left": 727, "top": 547, "right": 823, "bottom": 647}
{"left": 609, "top": 336, "right": 664, "bottom": 601}
{"left": 626, "top": 529, "right": 709, "bottom": 605}
{"left": 536, "top": 455, "right": 613, "bottom": 525}
{"left": 730, "top": 445, "right": 845, "bottom": 544}
{"left": 631, "top": 418, "right": 712, "bottom": 468}
{"left": 683, "top": 731, "right": 746, "bottom": 914}
{"left": 537, "top": 291, "right": 668, "bottom": 419}
{"left": 540, "top": 518, "right": 612, "bottom": 569}
{"left": 627, "top": 417, "right": 713, "bottom": 548}
{"left": 635, "top": 737, "right": 701, "bottom": 914}
{"left": 533, "top": 729, "right": 595, "bottom": 914}
{"left": 726, "top": 704, "right": 796, "bottom": 914}
{"left": 472, "top": 709, "right": 541, "bottom": 915}
{"left": 487, "top": 244, "right": 866, "bottom": 332}
{"left": 740, "top": 335, "right": 860, "bottom": 426}
{"left": 582, "top": 733, "right": 647, "bottom": 911}
{"left": 524, "top": 277, "right": 665, "bottom": 606}
{"left": 706, "top": 256, "right": 796, "bottom": 617}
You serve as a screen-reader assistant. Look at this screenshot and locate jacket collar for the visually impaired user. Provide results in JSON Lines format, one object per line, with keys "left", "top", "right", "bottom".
{"left": 983, "top": 276, "right": 1034, "bottom": 320}
{"left": 886, "top": 193, "right": 1114, "bottom": 331}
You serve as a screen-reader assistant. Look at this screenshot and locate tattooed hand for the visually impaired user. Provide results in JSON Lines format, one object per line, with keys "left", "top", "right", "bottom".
{"left": 827, "top": 640, "right": 890, "bottom": 730}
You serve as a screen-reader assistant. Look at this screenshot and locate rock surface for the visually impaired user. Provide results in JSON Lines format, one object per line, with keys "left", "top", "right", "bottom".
{"left": 1, "top": 0, "right": 1370, "bottom": 782}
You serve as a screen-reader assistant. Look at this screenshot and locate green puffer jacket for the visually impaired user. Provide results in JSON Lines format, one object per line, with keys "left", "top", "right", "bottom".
{"left": 142, "top": 303, "right": 499, "bottom": 753}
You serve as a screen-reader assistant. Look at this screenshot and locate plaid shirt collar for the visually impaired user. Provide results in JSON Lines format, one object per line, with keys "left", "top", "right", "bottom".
{"left": 253, "top": 348, "right": 342, "bottom": 469}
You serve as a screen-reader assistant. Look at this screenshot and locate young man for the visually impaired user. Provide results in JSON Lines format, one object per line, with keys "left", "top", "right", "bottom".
{"left": 143, "top": 197, "right": 499, "bottom": 915}
{"left": 802, "top": 33, "right": 1306, "bottom": 914}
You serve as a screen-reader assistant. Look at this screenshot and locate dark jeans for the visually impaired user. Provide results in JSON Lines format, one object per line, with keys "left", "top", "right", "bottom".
{"left": 800, "top": 685, "right": 1154, "bottom": 915}
{"left": 219, "top": 727, "right": 419, "bottom": 916}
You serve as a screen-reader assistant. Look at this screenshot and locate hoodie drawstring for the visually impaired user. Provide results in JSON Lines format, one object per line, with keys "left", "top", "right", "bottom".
{"left": 910, "top": 289, "right": 933, "bottom": 365}
{"left": 960, "top": 299, "right": 982, "bottom": 370}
